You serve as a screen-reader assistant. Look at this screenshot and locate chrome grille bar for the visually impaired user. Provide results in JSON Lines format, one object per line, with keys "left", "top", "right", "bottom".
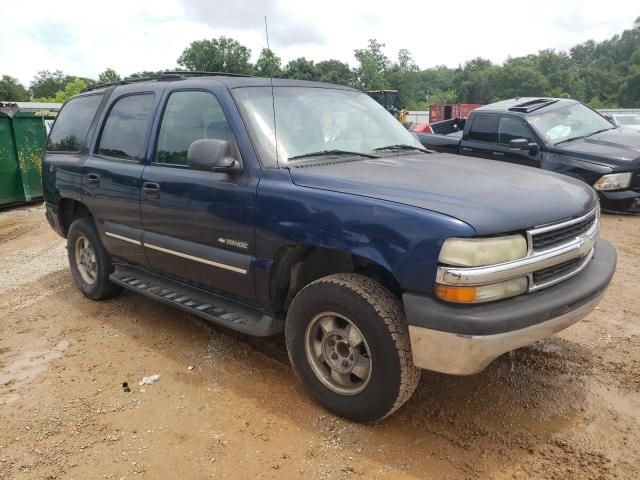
{"left": 436, "top": 207, "right": 600, "bottom": 292}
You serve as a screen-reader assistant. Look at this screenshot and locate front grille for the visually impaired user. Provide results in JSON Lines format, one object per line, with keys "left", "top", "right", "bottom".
{"left": 531, "top": 212, "right": 597, "bottom": 251}
{"left": 533, "top": 256, "right": 585, "bottom": 285}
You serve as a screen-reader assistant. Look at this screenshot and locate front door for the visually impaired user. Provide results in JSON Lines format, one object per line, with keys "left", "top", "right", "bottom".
{"left": 459, "top": 113, "right": 497, "bottom": 160}
{"left": 140, "top": 88, "right": 257, "bottom": 303}
{"left": 493, "top": 115, "right": 542, "bottom": 168}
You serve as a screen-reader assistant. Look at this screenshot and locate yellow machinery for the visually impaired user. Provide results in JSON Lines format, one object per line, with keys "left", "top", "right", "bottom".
{"left": 366, "top": 89, "right": 408, "bottom": 124}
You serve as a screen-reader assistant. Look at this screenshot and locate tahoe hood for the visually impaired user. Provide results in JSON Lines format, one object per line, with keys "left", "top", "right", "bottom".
{"left": 288, "top": 153, "right": 597, "bottom": 236}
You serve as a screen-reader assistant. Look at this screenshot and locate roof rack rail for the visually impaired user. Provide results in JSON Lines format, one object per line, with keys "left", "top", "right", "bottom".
{"left": 162, "top": 70, "right": 252, "bottom": 78}
{"left": 508, "top": 98, "right": 559, "bottom": 113}
{"left": 81, "top": 71, "right": 252, "bottom": 92}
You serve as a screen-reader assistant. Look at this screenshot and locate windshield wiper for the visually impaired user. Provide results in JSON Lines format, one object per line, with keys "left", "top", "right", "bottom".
{"left": 372, "top": 144, "right": 431, "bottom": 153}
{"left": 287, "top": 150, "right": 380, "bottom": 161}
{"left": 590, "top": 127, "right": 614, "bottom": 135}
{"left": 555, "top": 135, "right": 586, "bottom": 145}
{"left": 555, "top": 127, "right": 614, "bottom": 145}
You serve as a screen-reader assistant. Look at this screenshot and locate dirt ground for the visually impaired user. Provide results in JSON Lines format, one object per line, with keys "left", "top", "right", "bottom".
{"left": 0, "top": 204, "right": 638, "bottom": 480}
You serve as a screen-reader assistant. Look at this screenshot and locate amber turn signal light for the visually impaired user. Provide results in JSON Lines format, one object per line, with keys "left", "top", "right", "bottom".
{"left": 435, "top": 284, "right": 477, "bottom": 303}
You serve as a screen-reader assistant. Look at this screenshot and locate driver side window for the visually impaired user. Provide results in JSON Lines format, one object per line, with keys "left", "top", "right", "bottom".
{"left": 156, "top": 91, "right": 233, "bottom": 166}
{"left": 498, "top": 116, "right": 535, "bottom": 145}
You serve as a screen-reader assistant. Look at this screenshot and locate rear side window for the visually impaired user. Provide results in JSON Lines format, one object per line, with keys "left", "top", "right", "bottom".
{"left": 97, "top": 94, "right": 154, "bottom": 161}
{"left": 468, "top": 114, "right": 498, "bottom": 143}
{"left": 155, "top": 90, "right": 233, "bottom": 166}
{"left": 47, "top": 94, "right": 102, "bottom": 152}
{"left": 498, "top": 116, "right": 534, "bottom": 145}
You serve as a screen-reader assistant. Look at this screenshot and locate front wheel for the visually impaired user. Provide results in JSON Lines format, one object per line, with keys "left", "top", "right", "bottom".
{"left": 67, "top": 217, "right": 122, "bottom": 300}
{"left": 285, "top": 273, "right": 420, "bottom": 422}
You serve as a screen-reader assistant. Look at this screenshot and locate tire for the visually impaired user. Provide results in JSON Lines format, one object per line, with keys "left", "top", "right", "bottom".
{"left": 67, "top": 217, "right": 123, "bottom": 300}
{"left": 285, "top": 273, "right": 420, "bottom": 422}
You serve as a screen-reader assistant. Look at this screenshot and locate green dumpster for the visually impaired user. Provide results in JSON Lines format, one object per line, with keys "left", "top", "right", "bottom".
{"left": 0, "top": 102, "right": 60, "bottom": 207}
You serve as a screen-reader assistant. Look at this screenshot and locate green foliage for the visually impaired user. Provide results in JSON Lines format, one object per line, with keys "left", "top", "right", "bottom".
{"left": 36, "top": 78, "right": 88, "bottom": 103}
{"left": 395, "top": 49, "right": 419, "bottom": 74}
{"left": 316, "top": 60, "right": 352, "bottom": 85}
{"left": 490, "top": 64, "right": 552, "bottom": 101}
{"left": 450, "top": 58, "right": 497, "bottom": 103}
{"left": 353, "top": 39, "right": 391, "bottom": 89}
{"left": 98, "top": 68, "right": 121, "bottom": 84}
{"left": 30, "top": 70, "right": 68, "bottom": 99}
{"left": 177, "top": 36, "right": 253, "bottom": 74}
{"left": 126, "top": 70, "right": 164, "bottom": 79}
{"left": 255, "top": 49, "right": 282, "bottom": 78}
{"left": 619, "top": 66, "right": 640, "bottom": 107}
{"left": 0, "top": 75, "right": 30, "bottom": 101}
{"left": 414, "top": 88, "right": 458, "bottom": 109}
{"left": 284, "top": 57, "right": 317, "bottom": 80}
{"left": 364, "top": 19, "right": 639, "bottom": 109}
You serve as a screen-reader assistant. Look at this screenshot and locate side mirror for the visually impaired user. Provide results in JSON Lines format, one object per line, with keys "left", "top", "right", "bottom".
{"left": 509, "top": 138, "right": 529, "bottom": 149}
{"left": 509, "top": 138, "right": 539, "bottom": 154}
{"left": 187, "top": 139, "right": 242, "bottom": 173}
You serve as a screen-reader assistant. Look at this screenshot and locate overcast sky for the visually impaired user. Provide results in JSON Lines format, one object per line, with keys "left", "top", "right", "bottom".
{"left": 1, "top": 0, "right": 637, "bottom": 85}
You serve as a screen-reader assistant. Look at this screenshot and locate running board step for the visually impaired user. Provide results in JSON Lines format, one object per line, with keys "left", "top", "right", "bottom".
{"left": 110, "top": 265, "right": 283, "bottom": 337}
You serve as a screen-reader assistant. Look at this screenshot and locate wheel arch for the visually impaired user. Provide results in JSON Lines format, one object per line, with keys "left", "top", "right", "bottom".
{"left": 58, "top": 198, "right": 92, "bottom": 237}
{"left": 268, "top": 244, "right": 403, "bottom": 317}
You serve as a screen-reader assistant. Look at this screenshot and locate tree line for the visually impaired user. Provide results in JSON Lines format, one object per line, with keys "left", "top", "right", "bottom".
{"left": 1, "top": 17, "right": 639, "bottom": 108}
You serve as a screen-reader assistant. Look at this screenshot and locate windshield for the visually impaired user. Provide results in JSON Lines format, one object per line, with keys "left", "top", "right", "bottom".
{"left": 614, "top": 114, "right": 640, "bottom": 126}
{"left": 529, "top": 103, "right": 613, "bottom": 145}
{"left": 232, "top": 86, "right": 424, "bottom": 167}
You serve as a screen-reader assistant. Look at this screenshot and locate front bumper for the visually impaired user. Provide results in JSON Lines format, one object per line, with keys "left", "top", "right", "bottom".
{"left": 599, "top": 189, "right": 640, "bottom": 213}
{"left": 404, "top": 239, "right": 616, "bottom": 375}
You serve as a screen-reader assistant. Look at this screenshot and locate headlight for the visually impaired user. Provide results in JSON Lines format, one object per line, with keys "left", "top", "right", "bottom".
{"left": 594, "top": 172, "right": 632, "bottom": 191}
{"left": 436, "top": 277, "right": 528, "bottom": 303}
{"left": 439, "top": 235, "right": 527, "bottom": 267}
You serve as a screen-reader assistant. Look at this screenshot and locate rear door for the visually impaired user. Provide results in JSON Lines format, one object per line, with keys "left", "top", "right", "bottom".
{"left": 140, "top": 86, "right": 257, "bottom": 303}
{"left": 83, "top": 88, "right": 162, "bottom": 266}
{"left": 43, "top": 93, "right": 104, "bottom": 210}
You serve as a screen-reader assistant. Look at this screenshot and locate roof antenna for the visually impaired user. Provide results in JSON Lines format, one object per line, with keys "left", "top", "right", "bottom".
{"left": 265, "top": 15, "right": 280, "bottom": 166}
{"left": 264, "top": 15, "right": 272, "bottom": 52}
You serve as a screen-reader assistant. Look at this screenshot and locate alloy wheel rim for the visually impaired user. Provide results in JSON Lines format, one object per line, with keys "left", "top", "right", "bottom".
{"left": 304, "top": 311, "right": 372, "bottom": 395}
{"left": 75, "top": 235, "right": 97, "bottom": 284}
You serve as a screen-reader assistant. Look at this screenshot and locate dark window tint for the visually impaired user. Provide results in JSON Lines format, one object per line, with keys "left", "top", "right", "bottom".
{"left": 98, "top": 94, "right": 154, "bottom": 160}
{"left": 47, "top": 95, "right": 102, "bottom": 152}
{"left": 498, "top": 116, "right": 534, "bottom": 145}
{"left": 468, "top": 114, "right": 499, "bottom": 143}
{"left": 156, "top": 91, "right": 232, "bottom": 166}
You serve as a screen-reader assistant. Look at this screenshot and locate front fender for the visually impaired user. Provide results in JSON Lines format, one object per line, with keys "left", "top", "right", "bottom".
{"left": 253, "top": 169, "right": 475, "bottom": 308}
{"left": 543, "top": 151, "right": 612, "bottom": 186}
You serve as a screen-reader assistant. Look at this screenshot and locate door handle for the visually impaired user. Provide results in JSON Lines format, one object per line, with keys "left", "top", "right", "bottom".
{"left": 86, "top": 173, "right": 100, "bottom": 186}
{"left": 142, "top": 182, "right": 160, "bottom": 196}
{"left": 461, "top": 147, "right": 473, "bottom": 152}
{"left": 492, "top": 151, "right": 505, "bottom": 157}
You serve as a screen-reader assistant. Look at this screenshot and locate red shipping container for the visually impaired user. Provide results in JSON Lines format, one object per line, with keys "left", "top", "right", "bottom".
{"left": 429, "top": 103, "right": 483, "bottom": 123}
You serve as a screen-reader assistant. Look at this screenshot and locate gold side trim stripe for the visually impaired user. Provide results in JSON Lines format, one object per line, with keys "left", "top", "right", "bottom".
{"left": 105, "top": 232, "right": 142, "bottom": 246}
{"left": 144, "top": 242, "right": 247, "bottom": 274}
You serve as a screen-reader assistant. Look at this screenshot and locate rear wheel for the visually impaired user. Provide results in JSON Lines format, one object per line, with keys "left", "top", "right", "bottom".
{"left": 67, "top": 217, "right": 122, "bottom": 300}
{"left": 286, "top": 273, "right": 420, "bottom": 422}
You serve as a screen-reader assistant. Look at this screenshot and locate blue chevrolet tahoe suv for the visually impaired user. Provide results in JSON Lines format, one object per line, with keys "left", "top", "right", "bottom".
{"left": 42, "top": 73, "right": 617, "bottom": 422}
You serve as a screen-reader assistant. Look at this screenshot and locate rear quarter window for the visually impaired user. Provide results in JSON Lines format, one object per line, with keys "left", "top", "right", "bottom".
{"left": 47, "top": 94, "right": 103, "bottom": 152}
